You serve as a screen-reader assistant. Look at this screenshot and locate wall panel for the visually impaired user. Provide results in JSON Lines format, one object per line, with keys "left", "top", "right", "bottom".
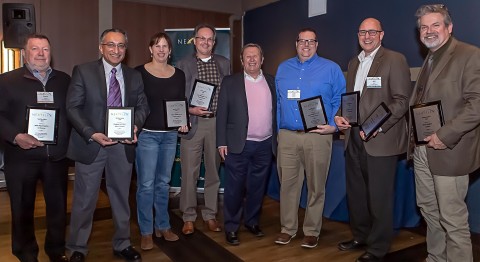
{"left": 40, "top": 0, "right": 99, "bottom": 74}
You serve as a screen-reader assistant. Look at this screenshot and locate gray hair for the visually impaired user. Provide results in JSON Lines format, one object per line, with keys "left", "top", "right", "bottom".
{"left": 100, "top": 28, "right": 128, "bottom": 45}
{"left": 415, "top": 4, "right": 452, "bottom": 28}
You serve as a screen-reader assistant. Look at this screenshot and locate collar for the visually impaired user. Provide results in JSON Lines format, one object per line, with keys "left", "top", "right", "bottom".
{"left": 197, "top": 55, "right": 212, "bottom": 63}
{"left": 25, "top": 63, "right": 53, "bottom": 77}
{"left": 102, "top": 58, "right": 122, "bottom": 74}
{"left": 358, "top": 45, "right": 381, "bottom": 62}
{"left": 429, "top": 36, "right": 452, "bottom": 60}
{"left": 244, "top": 69, "right": 264, "bottom": 82}
{"left": 296, "top": 53, "right": 319, "bottom": 65}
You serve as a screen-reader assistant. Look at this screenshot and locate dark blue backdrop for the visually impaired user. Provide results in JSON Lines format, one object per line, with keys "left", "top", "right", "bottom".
{"left": 244, "top": 0, "right": 480, "bottom": 75}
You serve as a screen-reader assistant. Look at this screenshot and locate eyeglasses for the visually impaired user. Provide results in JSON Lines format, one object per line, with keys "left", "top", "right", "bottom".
{"left": 297, "top": 39, "right": 317, "bottom": 46}
{"left": 101, "top": 42, "right": 127, "bottom": 50}
{"left": 195, "top": 36, "right": 214, "bottom": 43}
{"left": 358, "top": 30, "right": 383, "bottom": 36}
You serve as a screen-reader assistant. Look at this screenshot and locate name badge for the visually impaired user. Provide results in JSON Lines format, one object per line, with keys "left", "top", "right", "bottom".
{"left": 37, "top": 92, "right": 54, "bottom": 103}
{"left": 367, "top": 77, "right": 381, "bottom": 88}
{"left": 287, "top": 90, "right": 301, "bottom": 100}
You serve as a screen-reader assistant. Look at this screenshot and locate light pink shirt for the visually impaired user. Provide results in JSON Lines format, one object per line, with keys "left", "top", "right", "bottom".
{"left": 244, "top": 71, "right": 272, "bottom": 141}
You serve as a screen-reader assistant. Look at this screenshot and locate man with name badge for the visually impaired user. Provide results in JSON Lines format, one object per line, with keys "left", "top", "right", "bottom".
{"left": 0, "top": 34, "right": 71, "bottom": 262}
{"left": 335, "top": 18, "right": 411, "bottom": 262}
{"left": 275, "top": 27, "right": 345, "bottom": 248}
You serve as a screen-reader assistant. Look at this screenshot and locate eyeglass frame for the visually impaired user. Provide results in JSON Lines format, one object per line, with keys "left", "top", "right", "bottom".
{"left": 296, "top": 39, "right": 317, "bottom": 46}
{"left": 358, "top": 30, "right": 383, "bottom": 36}
{"left": 195, "top": 36, "right": 215, "bottom": 43}
{"left": 101, "top": 42, "right": 127, "bottom": 50}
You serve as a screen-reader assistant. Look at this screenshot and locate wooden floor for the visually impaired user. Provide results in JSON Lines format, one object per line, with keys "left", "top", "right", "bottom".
{"left": 0, "top": 176, "right": 476, "bottom": 262}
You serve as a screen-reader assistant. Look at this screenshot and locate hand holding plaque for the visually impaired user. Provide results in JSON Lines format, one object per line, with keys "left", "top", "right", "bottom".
{"left": 189, "top": 79, "right": 217, "bottom": 110}
{"left": 26, "top": 106, "right": 59, "bottom": 144}
{"left": 360, "top": 102, "right": 391, "bottom": 141}
{"left": 297, "top": 95, "right": 328, "bottom": 132}
{"left": 105, "top": 107, "right": 134, "bottom": 141}
{"left": 341, "top": 91, "right": 360, "bottom": 126}
{"left": 410, "top": 100, "right": 444, "bottom": 144}
{"left": 164, "top": 99, "right": 189, "bottom": 129}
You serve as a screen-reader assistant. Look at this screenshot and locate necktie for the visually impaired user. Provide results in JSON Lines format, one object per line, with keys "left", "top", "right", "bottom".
{"left": 409, "top": 55, "right": 434, "bottom": 157}
{"left": 414, "top": 55, "right": 434, "bottom": 104}
{"left": 107, "top": 68, "right": 122, "bottom": 107}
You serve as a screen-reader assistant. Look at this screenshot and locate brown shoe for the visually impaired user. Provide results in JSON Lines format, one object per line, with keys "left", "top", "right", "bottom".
{"left": 204, "top": 219, "right": 222, "bottom": 232}
{"left": 301, "top": 235, "right": 319, "bottom": 248}
{"left": 182, "top": 221, "right": 194, "bottom": 235}
{"left": 140, "top": 234, "right": 153, "bottom": 250}
{"left": 274, "top": 232, "right": 296, "bottom": 245}
{"left": 155, "top": 229, "right": 179, "bottom": 241}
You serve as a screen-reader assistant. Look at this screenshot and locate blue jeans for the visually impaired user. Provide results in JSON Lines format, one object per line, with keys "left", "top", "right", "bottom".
{"left": 135, "top": 130, "right": 177, "bottom": 235}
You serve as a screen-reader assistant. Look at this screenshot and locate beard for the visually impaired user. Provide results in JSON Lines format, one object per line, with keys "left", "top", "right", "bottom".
{"left": 421, "top": 33, "right": 446, "bottom": 50}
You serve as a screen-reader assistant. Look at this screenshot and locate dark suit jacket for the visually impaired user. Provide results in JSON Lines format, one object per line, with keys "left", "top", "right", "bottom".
{"left": 0, "top": 66, "right": 71, "bottom": 161}
{"left": 408, "top": 38, "right": 480, "bottom": 176}
{"left": 343, "top": 46, "right": 411, "bottom": 157}
{"left": 66, "top": 59, "right": 149, "bottom": 164}
{"left": 176, "top": 53, "right": 230, "bottom": 140}
{"left": 216, "top": 72, "right": 277, "bottom": 156}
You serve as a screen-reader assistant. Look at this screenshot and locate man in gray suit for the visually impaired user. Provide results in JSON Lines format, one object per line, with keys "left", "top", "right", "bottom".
{"left": 66, "top": 29, "right": 149, "bottom": 262}
{"left": 335, "top": 18, "right": 411, "bottom": 262}
{"left": 216, "top": 43, "right": 276, "bottom": 245}
{"left": 176, "top": 23, "right": 230, "bottom": 235}
{"left": 410, "top": 4, "right": 480, "bottom": 262}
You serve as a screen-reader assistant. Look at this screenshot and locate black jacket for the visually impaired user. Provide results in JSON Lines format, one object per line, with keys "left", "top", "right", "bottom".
{"left": 0, "top": 65, "right": 71, "bottom": 161}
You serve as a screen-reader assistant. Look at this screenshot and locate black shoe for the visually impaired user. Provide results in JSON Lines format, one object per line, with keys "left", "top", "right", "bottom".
{"left": 48, "top": 253, "right": 69, "bottom": 262}
{"left": 244, "top": 224, "right": 265, "bottom": 237}
{"left": 69, "top": 251, "right": 85, "bottom": 262}
{"left": 338, "top": 239, "right": 367, "bottom": 251}
{"left": 113, "top": 246, "right": 142, "bottom": 261}
{"left": 356, "top": 252, "right": 383, "bottom": 262}
{"left": 225, "top": 231, "right": 240, "bottom": 246}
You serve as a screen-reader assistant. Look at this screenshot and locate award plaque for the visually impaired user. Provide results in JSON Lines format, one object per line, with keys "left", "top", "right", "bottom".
{"left": 163, "top": 99, "right": 189, "bottom": 129}
{"left": 189, "top": 79, "right": 217, "bottom": 110}
{"left": 360, "top": 102, "right": 391, "bottom": 141}
{"left": 297, "top": 95, "right": 328, "bottom": 132}
{"left": 341, "top": 91, "right": 360, "bottom": 126}
{"left": 26, "top": 106, "right": 59, "bottom": 144}
{"left": 410, "top": 100, "right": 445, "bottom": 144}
{"left": 105, "top": 107, "right": 134, "bottom": 141}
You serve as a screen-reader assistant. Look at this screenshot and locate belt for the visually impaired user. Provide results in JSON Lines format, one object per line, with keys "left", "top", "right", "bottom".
{"left": 286, "top": 129, "right": 305, "bottom": 133}
{"left": 200, "top": 113, "right": 216, "bottom": 119}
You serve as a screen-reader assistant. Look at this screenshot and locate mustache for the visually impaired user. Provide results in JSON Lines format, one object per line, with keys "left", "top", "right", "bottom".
{"left": 424, "top": 33, "right": 437, "bottom": 38}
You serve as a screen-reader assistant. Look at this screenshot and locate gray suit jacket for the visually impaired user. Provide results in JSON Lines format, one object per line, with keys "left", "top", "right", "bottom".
{"left": 216, "top": 72, "right": 277, "bottom": 155}
{"left": 343, "top": 46, "right": 411, "bottom": 157}
{"left": 408, "top": 38, "right": 480, "bottom": 176}
{"left": 66, "top": 59, "right": 150, "bottom": 164}
{"left": 176, "top": 53, "right": 230, "bottom": 139}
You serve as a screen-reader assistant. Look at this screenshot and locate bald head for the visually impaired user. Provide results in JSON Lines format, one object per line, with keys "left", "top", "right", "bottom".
{"left": 360, "top": 18, "right": 382, "bottom": 31}
{"left": 357, "top": 18, "right": 384, "bottom": 55}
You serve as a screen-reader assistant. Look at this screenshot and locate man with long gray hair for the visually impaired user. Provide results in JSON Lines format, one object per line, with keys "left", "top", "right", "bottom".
{"left": 409, "top": 4, "right": 480, "bottom": 262}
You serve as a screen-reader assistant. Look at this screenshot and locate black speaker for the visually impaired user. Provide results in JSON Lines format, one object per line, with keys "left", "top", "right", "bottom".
{"left": 2, "top": 3, "right": 36, "bottom": 48}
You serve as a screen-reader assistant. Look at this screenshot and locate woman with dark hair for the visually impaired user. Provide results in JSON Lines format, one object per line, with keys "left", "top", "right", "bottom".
{"left": 135, "top": 32, "right": 187, "bottom": 250}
